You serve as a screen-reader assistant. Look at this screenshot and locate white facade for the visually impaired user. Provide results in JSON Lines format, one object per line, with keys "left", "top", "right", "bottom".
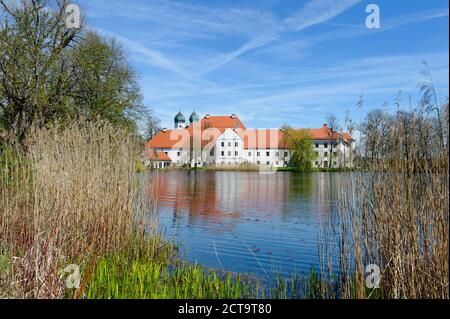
{"left": 149, "top": 130, "right": 353, "bottom": 169}
{"left": 147, "top": 114, "right": 353, "bottom": 169}
{"left": 243, "top": 149, "right": 289, "bottom": 168}
{"left": 311, "top": 140, "right": 353, "bottom": 168}
{"left": 212, "top": 129, "right": 244, "bottom": 165}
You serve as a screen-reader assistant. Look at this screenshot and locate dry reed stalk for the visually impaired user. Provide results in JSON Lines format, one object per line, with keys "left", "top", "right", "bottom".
{"left": 0, "top": 120, "right": 153, "bottom": 298}
{"left": 333, "top": 110, "right": 449, "bottom": 299}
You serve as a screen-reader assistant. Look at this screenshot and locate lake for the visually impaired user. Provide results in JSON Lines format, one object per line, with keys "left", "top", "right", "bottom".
{"left": 150, "top": 170, "right": 343, "bottom": 279}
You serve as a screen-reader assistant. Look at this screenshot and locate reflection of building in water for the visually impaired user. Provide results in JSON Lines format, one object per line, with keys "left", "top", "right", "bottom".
{"left": 151, "top": 171, "right": 340, "bottom": 227}
{"left": 222, "top": 173, "right": 291, "bottom": 214}
{"left": 153, "top": 172, "right": 294, "bottom": 219}
{"left": 152, "top": 172, "right": 220, "bottom": 217}
{"left": 314, "top": 173, "right": 341, "bottom": 223}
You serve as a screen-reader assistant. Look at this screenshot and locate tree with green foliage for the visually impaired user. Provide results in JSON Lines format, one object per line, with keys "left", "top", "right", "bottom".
{"left": 0, "top": 0, "right": 143, "bottom": 140}
{"left": 70, "top": 32, "right": 144, "bottom": 131}
{"left": 284, "top": 128, "right": 316, "bottom": 171}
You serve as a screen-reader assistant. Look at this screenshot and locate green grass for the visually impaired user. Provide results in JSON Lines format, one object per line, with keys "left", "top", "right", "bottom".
{"left": 81, "top": 249, "right": 257, "bottom": 299}
{"left": 77, "top": 244, "right": 349, "bottom": 299}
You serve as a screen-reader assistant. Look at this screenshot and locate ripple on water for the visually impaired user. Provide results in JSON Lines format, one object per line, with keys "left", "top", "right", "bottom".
{"left": 151, "top": 171, "right": 342, "bottom": 278}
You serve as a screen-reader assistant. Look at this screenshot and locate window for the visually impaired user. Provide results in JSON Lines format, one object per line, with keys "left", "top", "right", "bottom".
{"left": 228, "top": 151, "right": 231, "bottom": 156}
{"left": 266, "top": 151, "right": 270, "bottom": 156}
{"left": 177, "top": 151, "right": 181, "bottom": 156}
{"left": 284, "top": 161, "right": 288, "bottom": 165}
{"left": 235, "top": 151, "right": 238, "bottom": 156}
{"left": 324, "top": 143, "right": 328, "bottom": 148}
{"left": 315, "top": 161, "right": 319, "bottom": 166}
{"left": 315, "top": 151, "right": 319, "bottom": 157}
{"left": 333, "top": 152, "right": 337, "bottom": 156}
{"left": 323, "top": 161, "right": 328, "bottom": 168}
{"left": 257, "top": 151, "right": 260, "bottom": 157}
{"left": 221, "top": 142, "right": 224, "bottom": 147}
{"left": 210, "top": 148, "right": 214, "bottom": 156}
{"left": 315, "top": 143, "right": 319, "bottom": 148}
{"left": 333, "top": 161, "right": 337, "bottom": 166}
{"left": 257, "top": 161, "right": 260, "bottom": 165}
{"left": 266, "top": 161, "right": 270, "bottom": 165}
{"left": 275, "top": 151, "right": 279, "bottom": 156}
{"left": 235, "top": 142, "right": 238, "bottom": 147}
{"left": 228, "top": 142, "right": 231, "bottom": 147}
{"left": 248, "top": 151, "right": 252, "bottom": 156}
{"left": 284, "top": 151, "right": 288, "bottom": 157}
{"left": 324, "top": 152, "right": 328, "bottom": 157}
{"left": 221, "top": 151, "right": 224, "bottom": 156}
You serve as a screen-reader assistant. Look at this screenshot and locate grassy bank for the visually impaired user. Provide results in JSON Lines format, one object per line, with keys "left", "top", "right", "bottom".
{"left": 80, "top": 246, "right": 339, "bottom": 299}
{"left": 81, "top": 245, "right": 255, "bottom": 299}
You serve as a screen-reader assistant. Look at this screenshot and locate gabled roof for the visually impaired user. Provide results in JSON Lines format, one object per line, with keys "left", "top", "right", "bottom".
{"left": 196, "top": 115, "right": 245, "bottom": 130}
{"left": 148, "top": 151, "right": 171, "bottom": 161}
{"left": 306, "top": 125, "right": 352, "bottom": 142}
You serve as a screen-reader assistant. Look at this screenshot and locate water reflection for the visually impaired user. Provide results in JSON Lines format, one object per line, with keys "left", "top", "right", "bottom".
{"left": 148, "top": 171, "right": 341, "bottom": 277}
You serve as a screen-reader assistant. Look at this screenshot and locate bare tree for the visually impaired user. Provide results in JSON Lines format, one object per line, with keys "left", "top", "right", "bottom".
{"left": 325, "top": 113, "right": 338, "bottom": 168}
{"left": 344, "top": 110, "right": 355, "bottom": 169}
{"left": 143, "top": 108, "right": 161, "bottom": 140}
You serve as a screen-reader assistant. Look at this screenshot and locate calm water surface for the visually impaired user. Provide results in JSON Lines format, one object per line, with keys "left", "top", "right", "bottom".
{"left": 151, "top": 171, "right": 343, "bottom": 278}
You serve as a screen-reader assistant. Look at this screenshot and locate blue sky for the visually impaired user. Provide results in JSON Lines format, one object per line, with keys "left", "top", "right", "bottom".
{"left": 77, "top": 0, "right": 449, "bottom": 130}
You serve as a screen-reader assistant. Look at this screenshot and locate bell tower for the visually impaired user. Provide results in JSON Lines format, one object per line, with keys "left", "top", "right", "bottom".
{"left": 174, "top": 111, "right": 186, "bottom": 129}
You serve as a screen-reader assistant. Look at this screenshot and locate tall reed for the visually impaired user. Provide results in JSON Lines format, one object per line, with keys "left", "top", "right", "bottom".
{"left": 329, "top": 109, "right": 449, "bottom": 298}
{"left": 0, "top": 121, "right": 152, "bottom": 298}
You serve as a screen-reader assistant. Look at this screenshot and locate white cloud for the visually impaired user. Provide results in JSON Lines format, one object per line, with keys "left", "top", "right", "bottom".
{"left": 200, "top": 0, "right": 360, "bottom": 75}
{"left": 284, "top": 0, "right": 361, "bottom": 31}
{"left": 91, "top": 27, "right": 189, "bottom": 76}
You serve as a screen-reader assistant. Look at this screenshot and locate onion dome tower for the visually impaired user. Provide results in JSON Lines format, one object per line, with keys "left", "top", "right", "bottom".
{"left": 189, "top": 111, "right": 199, "bottom": 123}
{"left": 174, "top": 111, "right": 186, "bottom": 129}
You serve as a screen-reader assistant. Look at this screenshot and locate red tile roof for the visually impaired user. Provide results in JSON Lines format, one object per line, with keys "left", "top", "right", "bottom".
{"left": 147, "top": 129, "right": 189, "bottom": 149}
{"left": 304, "top": 126, "right": 353, "bottom": 142}
{"left": 199, "top": 115, "right": 245, "bottom": 130}
{"left": 148, "top": 151, "right": 171, "bottom": 161}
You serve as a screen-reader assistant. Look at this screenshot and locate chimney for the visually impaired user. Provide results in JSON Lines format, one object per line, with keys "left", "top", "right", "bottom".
{"left": 205, "top": 114, "right": 210, "bottom": 119}
{"left": 231, "top": 113, "right": 236, "bottom": 119}
{"left": 162, "top": 128, "right": 167, "bottom": 132}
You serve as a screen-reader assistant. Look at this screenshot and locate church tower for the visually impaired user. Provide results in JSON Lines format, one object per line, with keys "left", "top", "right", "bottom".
{"left": 189, "top": 110, "right": 199, "bottom": 124}
{"left": 174, "top": 111, "right": 186, "bottom": 129}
